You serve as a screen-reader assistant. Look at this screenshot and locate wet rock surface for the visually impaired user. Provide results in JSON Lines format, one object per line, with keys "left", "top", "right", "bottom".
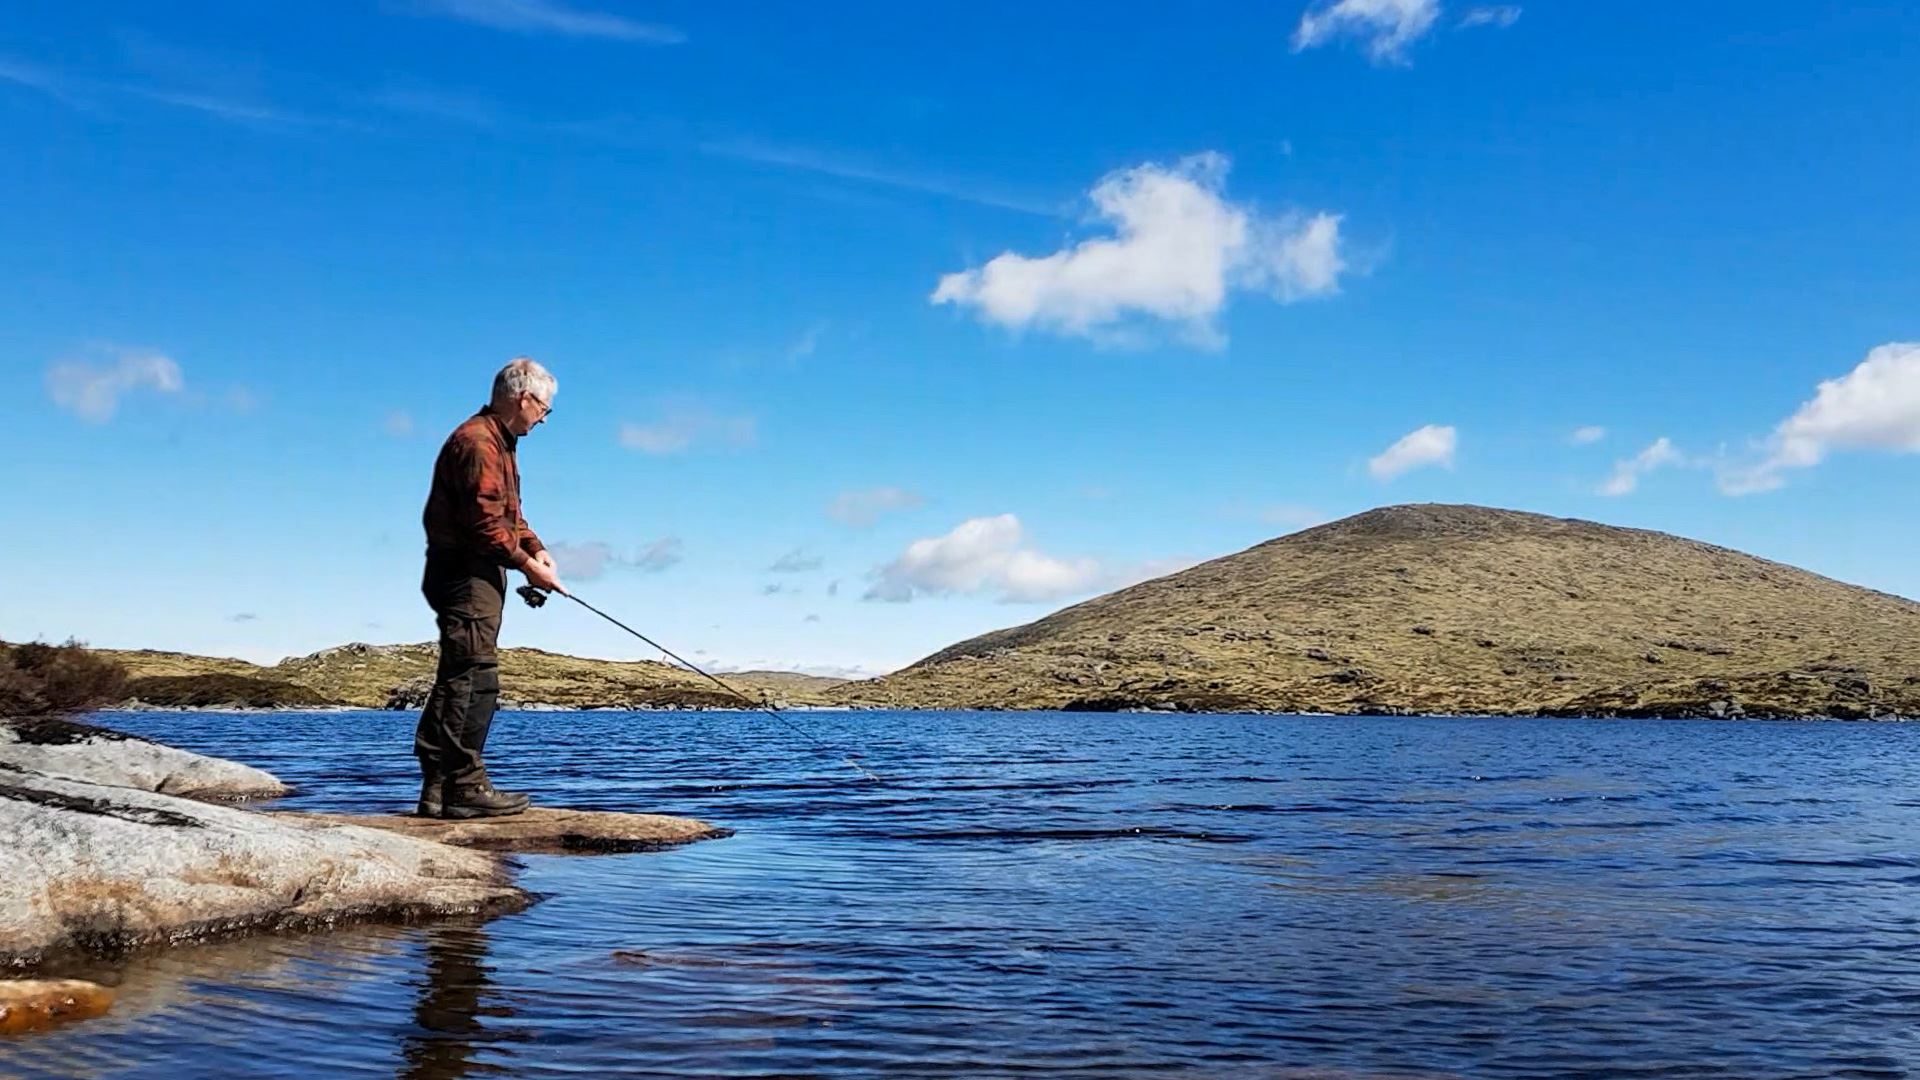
{"left": 0, "top": 978, "right": 115, "bottom": 1035}
{"left": 0, "top": 765, "right": 527, "bottom": 972}
{"left": 0, "top": 717, "right": 288, "bottom": 801}
{"left": 292, "top": 806, "right": 734, "bottom": 855}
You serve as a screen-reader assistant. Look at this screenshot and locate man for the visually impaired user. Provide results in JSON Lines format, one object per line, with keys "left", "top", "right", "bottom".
{"left": 414, "top": 357, "right": 566, "bottom": 819}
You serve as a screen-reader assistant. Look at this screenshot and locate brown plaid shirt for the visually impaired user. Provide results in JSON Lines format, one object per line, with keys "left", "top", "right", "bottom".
{"left": 422, "top": 406, "right": 546, "bottom": 570}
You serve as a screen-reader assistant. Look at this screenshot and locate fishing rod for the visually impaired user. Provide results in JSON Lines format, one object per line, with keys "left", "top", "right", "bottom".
{"left": 517, "top": 584, "right": 882, "bottom": 782}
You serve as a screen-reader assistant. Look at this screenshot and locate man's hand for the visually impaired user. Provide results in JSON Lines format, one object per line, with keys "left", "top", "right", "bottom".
{"left": 523, "top": 555, "right": 566, "bottom": 596}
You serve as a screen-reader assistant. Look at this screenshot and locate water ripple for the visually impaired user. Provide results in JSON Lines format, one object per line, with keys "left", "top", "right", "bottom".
{"left": 7, "top": 709, "right": 1920, "bottom": 1078}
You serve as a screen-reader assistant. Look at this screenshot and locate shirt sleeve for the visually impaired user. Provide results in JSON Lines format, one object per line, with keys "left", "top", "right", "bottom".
{"left": 518, "top": 512, "right": 546, "bottom": 559}
{"left": 456, "top": 437, "right": 532, "bottom": 570}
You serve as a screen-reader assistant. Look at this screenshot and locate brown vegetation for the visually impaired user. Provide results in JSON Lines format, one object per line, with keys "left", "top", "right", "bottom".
{"left": 0, "top": 641, "right": 128, "bottom": 719}
{"left": 830, "top": 504, "right": 1920, "bottom": 719}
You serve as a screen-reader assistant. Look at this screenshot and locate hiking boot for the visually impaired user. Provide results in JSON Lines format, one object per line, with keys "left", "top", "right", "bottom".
{"left": 416, "top": 773, "right": 447, "bottom": 818}
{"left": 441, "top": 781, "right": 530, "bottom": 820}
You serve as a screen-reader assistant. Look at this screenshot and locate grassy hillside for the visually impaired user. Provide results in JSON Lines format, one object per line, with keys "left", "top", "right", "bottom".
{"left": 100, "top": 643, "right": 846, "bottom": 710}
{"left": 829, "top": 504, "right": 1920, "bottom": 719}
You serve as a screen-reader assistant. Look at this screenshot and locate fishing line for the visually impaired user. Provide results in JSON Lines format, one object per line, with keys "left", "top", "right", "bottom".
{"left": 518, "top": 585, "right": 882, "bottom": 782}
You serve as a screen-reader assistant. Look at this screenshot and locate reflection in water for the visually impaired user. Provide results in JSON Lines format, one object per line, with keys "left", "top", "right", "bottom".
{"left": 8, "top": 708, "right": 1920, "bottom": 1078}
{"left": 400, "top": 923, "right": 499, "bottom": 1080}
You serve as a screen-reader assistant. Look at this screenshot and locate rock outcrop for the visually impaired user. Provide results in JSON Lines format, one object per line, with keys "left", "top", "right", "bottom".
{"left": 0, "top": 978, "right": 114, "bottom": 1035}
{"left": 294, "top": 807, "right": 733, "bottom": 855}
{"left": 0, "top": 717, "right": 288, "bottom": 801}
{"left": 0, "top": 765, "right": 527, "bottom": 971}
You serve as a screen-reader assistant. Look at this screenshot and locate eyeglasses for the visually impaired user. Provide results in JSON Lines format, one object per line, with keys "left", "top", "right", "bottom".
{"left": 526, "top": 394, "right": 553, "bottom": 419}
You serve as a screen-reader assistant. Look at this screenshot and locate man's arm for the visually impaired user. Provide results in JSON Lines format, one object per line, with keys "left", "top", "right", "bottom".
{"left": 455, "top": 439, "right": 533, "bottom": 571}
{"left": 517, "top": 509, "right": 546, "bottom": 561}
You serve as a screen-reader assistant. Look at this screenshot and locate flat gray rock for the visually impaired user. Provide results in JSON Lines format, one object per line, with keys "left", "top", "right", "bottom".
{"left": 0, "top": 718, "right": 288, "bottom": 801}
{"left": 293, "top": 806, "right": 734, "bottom": 855}
{"left": 0, "top": 765, "right": 526, "bottom": 970}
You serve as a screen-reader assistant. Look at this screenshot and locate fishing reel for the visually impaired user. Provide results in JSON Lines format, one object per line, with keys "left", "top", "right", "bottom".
{"left": 516, "top": 584, "right": 550, "bottom": 609}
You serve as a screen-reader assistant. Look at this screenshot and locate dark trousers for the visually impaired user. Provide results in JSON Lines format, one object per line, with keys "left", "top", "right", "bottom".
{"left": 413, "top": 553, "right": 506, "bottom": 787}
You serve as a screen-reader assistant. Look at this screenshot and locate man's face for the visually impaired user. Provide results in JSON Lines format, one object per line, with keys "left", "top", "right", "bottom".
{"left": 507, "top": 391, "right": 552, "bottom": 436}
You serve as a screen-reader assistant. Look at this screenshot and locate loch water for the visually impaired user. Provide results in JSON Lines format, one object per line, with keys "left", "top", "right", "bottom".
{"left": 8, "top": 708, "right": 1920, "bottom": 1079}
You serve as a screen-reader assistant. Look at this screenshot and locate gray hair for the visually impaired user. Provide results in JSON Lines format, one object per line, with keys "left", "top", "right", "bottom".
{"left": 490, "top": 356, "right": 557, "bottom": 409}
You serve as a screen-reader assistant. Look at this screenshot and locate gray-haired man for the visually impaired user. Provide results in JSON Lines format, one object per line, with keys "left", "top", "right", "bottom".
{"left": 414, "top": 358, "right": 567, "bottom": 818}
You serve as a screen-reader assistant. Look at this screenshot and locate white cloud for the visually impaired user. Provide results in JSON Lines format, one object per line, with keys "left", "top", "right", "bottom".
{"left": 412, "top": 0, "right": 684, "bottom": 42}
{"left": 384, "top": 410, "right": 415, "bottom": 437}
{"left": 1368, "top": 424, "right": 1457, "bottom": 481}
{"left": 45, "top": 346, "right": 185, "bottom": 423}
{"left": 931, "top": 152, "right": 1344, "bottom": 346}
{"left": 1719, "top": 342, "right": 1920, "bottom": 495}
{"left": 1599, "top": 437, "right": 1682, "bottom": 497}
{"left": 865, "top": 514, "right": 1103, "bottom": 604}
{"left": 1459, "top": 5, "right": 1522, "bottom": 28}
{"left": 548, "top": 537, "right": 683, "bottom": 579}
{"left": 1293, "top": 0, "right": 1441, "bottom": 64}
{"left": 619, "top": 403, "right": 756, "bottom": 454}
{"left": 1570, "top": 425, "right": 1607, "bottom": 445}
{"left": 828, "top": 486, "right": 924, "bottom": 527}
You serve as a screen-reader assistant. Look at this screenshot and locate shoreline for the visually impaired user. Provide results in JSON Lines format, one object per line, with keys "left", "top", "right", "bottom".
{"left": 92, "top": 703, "right": 1920, "bottom": 722}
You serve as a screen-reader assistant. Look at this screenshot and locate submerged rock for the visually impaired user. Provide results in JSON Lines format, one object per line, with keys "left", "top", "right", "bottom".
{"left": 0, "top": 765, "right": 527, "bottom": 971}
{"left": 0, "top": 717, "right": 288, "bottom": 801}
{"left": 0, "top": 978, "right": 114, "bottom": 1035}
{"left": 294, "top": 806, "right": 734, "bottom": 855}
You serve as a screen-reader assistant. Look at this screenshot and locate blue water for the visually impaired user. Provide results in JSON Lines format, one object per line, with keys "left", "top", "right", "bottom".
{"left": 8, "top": 708, "right": 1920, "bottom": 1078}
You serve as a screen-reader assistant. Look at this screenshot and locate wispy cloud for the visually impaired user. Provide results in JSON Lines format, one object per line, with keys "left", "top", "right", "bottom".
{"left": 548, "top": 537, "right": 684, "bottom": 579}
{"left": 702, "top": 137, "right": 1059, "bottom": 217}
{"left": 828, "top": 486, "right": 924, "bottom": 528}
{"left": 932, "top": 152, "right": 1344, "bottom": 347}
{"left": 362, "top": 85, "right": 501, "bottom": 128}
{"left": 1718, "top": 342, "right": 1920, "bottom": 495}
{"left": 1261, "top": 504, "right": 1329, "bottom": 529}
{"left": 1570, "top": 425, "right": 1607, "bottom": 445}
{"left": 787, "top": 321, "right": 828, "bottom": 363}
{"left": 410, "top": 0, "right": 685, "bottom": 42}
{"left": 45, "top": 345, "right": 186, "bottom": 423}
{"left": 618, "top": 401, "right": 757, "bottom": 454}
{"left": 0, "top": 56, "right": 81, "bottom": 105}
{"left": 1459, "top": 5, "right": 1522, "bottom": 29}
{"left": 1368, "top": 424, "right": 1457, "bottom": 481}
{"left": 384, "top": 410, "right": 416, "bottom": 437}
{"left": 1599, "top": 437, "right": 1683, "bottom": 496}
{"left": 127, "top": 87, "right": 301, "bottom": 125}
{"left": 1293, "top": 0, "right": 1441, "bottom": 65}
{"left": 2, "top": 48, "right": 329, "bottom": 129}
{"left": 769, "top": 548, "right": 824, "bottom": 573}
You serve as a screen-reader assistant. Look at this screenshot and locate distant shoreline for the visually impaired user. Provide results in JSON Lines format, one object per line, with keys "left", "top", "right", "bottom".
{"left": 93, "top": 703, "right": 1917, "bottom": 722}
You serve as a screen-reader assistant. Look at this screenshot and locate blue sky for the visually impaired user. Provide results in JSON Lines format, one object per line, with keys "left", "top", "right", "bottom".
{"left": 6, "top": 1, "right": 1917, "bottom": 675}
